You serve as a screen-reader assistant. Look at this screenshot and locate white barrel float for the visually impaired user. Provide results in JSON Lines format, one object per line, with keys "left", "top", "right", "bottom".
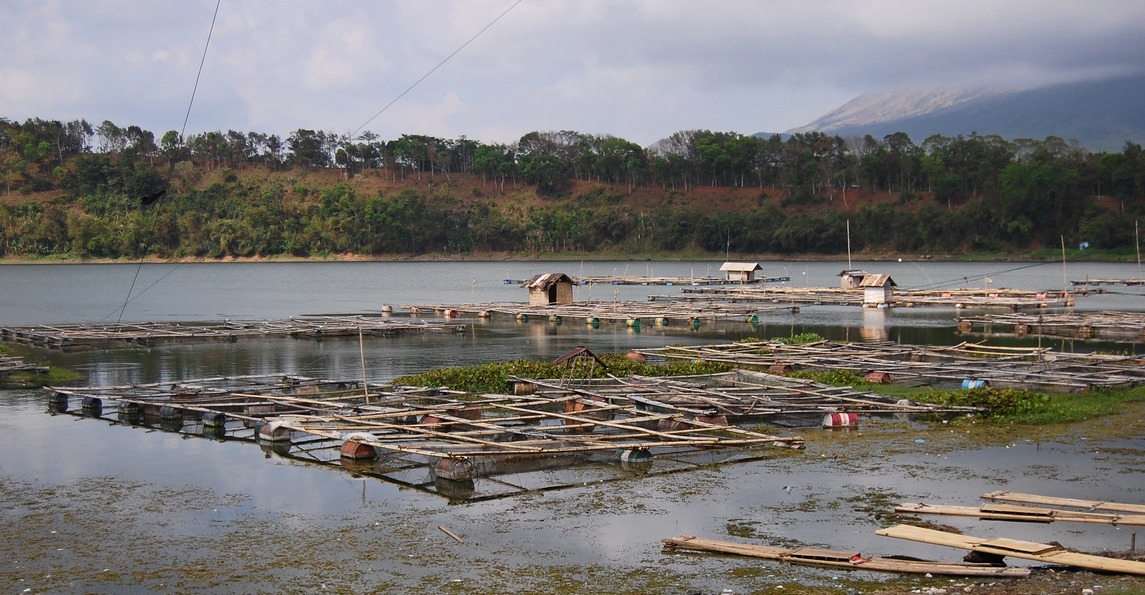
{"left": 256, "top": 420, "right": 293, "bottom": 442}
{"left": 962, "top": 379, "right": 990, "bottom": 389}
{"left": 381, "top": 304, "right": 393, "bottom": 314}
{"left": 822, "top": 412, "right": 859, "bottom": 428}
{"left": 339, "top": 432, "right": 377, "bottom": 460}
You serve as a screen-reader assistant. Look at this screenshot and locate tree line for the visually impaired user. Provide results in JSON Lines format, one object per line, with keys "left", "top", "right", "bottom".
{"left": 1, "top": 115, "right": 1143, "bottom": 259}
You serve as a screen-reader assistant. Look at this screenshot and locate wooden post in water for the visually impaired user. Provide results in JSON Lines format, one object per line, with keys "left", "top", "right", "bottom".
{"left": 359, "top": 325, "right": 369, "bottom": 404}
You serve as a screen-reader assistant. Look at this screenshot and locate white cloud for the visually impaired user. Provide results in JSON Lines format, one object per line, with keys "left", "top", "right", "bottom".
{"left": 2, "top": 0, "right": 1143, "bottom": 146}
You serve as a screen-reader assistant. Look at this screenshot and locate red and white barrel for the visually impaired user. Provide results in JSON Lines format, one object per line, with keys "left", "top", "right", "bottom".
{"left": 822, "top": 412, "right": 860, "bottom": 428}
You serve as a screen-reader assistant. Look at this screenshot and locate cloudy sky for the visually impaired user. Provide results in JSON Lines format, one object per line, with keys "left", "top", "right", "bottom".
{"left": 4, "top": 1, "right": 1144, "bottom": 147}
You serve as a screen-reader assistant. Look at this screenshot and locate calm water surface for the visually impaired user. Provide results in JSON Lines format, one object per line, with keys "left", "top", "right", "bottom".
{"left": 2, "top": 260, "right": 1144, "bottom": 592}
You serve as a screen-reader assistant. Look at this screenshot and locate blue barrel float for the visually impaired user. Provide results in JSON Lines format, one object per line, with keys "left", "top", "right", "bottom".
{"left": 962, "top": 379, "right": 990, "bottom": 389}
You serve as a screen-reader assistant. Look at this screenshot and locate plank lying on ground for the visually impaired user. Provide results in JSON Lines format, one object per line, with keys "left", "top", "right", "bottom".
{"left": 661, "top": 535, "right": 1030, "bottom": 577}
{"left": 896, "top": 502, "right": 1145, "bottom": 526}
{"left": 876, "top": 524, "right": 1145, "bottom": 575}
{"left": 981, "top": 491, "right": 1145, "bottom": 514}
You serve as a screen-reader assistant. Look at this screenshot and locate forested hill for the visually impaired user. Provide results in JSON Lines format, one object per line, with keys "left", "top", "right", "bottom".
{"left": 1, "top": 118, "right": 1143, "bottom": 261}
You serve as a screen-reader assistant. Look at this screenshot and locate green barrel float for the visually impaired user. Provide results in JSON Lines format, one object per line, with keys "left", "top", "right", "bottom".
{"left": 745, "top": 314, "right": 758, "bottom": 324}
{"left": 586, "top": 316, "right": 600, "bottom": 327}
{"left": 516, "top": 312, "right": 528, "bottom": 323}
{"left": 549, "top": 314, "right": 562, "bottom": 324}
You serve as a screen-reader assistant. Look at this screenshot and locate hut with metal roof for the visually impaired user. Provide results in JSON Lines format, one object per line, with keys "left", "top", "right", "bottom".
{"left": 522, "top": 273, "right": 575, "bottom": 306}
{"left": 719, "top": 262, "right": 763, "bottom": 283}
{"left": 859, "top": 274, "right": 896, "bottom": 307}
{"left": 838, "top": 269, "right": 868, "bottom": 289}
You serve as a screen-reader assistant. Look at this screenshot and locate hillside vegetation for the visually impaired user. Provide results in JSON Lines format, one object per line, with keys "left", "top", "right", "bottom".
{"left": 2, "top": 117, "right": 1143, "bottom": 260}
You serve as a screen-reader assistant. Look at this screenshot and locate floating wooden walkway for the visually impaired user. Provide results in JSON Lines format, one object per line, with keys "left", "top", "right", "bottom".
{"left": 45, "top": 372, "right": 804, "bottom": 501}
{"left": 2, "top": 315, "right": 467, "bottom": 351}
{"left": 511, "top": 370, "right": 981, "bottom": 426}
{"left": 896, "top": 502, "right": 1145, "bottom": 526}
{"left": 638, "top": 340, "right": 1145, "bottom": 392}
{"left": 878, "top": 524, "right": 1145, "bottom": 575}
{"left": 661, "top": 535, "right": 1031, "bottom": 577}
{"left": 982, "top": 491, "right": 1145, "bottom": 515}
{"left": 956, "top": 311, "right": 1145, "bottom": 342}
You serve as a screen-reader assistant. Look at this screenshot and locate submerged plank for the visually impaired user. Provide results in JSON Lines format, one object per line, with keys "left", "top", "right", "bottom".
{"left": 982, "top": 491, "right": 1145, "bottom": 514}
{"left": 877, "top": 524, "right": 1145, "bottom": 575}
{"left": 661, "top": 535, "right": 1030, "bottom": 577}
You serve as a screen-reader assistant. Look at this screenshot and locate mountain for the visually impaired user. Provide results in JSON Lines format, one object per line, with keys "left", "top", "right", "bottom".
{"left": 784, "top": 74, "right": 1145, "bottom": 152}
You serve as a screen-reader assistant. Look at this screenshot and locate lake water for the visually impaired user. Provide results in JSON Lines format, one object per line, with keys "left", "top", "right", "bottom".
{"left": 2, "top": 260, "right": 1144, "bottom": 593}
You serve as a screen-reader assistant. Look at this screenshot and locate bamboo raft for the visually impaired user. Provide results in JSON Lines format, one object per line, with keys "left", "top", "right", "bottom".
{"left": 956, "top": 311, "right": 1145, "bottom": 342}
{"left": 503, "top": 274, "right": 791, "bottom": 286}
{"left": 1071, "top": 278, "right": 1145, "bottom": 286}
{"left": 638, "top": 340, "right": 1145, "bottom": 392}
{"left": 1, "top": 315, "right": 467, "bottom": 351}
{"left": 511, "top": 370, "right": 981, "bottom": 426}
{"left": 0, "top": 355, "right": 47, "bottom": 376}
{"left": 405, "top": 299, "right": 797, "bottom": 325}
{"left": 661, "top": 535, "right": 1031, "bottom": 577}
{"left": 44, "top": 373, "right": 804, "bottom": 501}
{"left": 675, "top": 285, "right": 1081, "bottom": 310}
{"left": 878, "top": 524, "right": 1145, "bottom": 575}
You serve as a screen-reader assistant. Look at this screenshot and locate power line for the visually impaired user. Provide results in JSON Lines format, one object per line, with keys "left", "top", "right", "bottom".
{"left": 350, "top": 0, "right": 524, "bottom": 138}
{"left": 180, "top": 0, "right": 222, "bottom": 140}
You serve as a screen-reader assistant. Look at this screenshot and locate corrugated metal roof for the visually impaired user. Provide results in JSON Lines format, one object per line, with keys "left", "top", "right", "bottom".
{"left": 522, "top": 272, "right": 573, "bottom": 289}
{"left": 859, "top": 274, "right": 896, "bottom": 287}
{"left": 719, "top": 262, "right": 762, "bottom": 272}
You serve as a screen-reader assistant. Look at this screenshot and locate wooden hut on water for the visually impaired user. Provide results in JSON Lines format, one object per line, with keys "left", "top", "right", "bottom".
{"left": 838, "top": 269, "right": 868, "bottom": 289}
{"left": 719, "top": 262, "right": 762, "bottom": 283}
{"left": 860, "top": 274, "right": 896, "bottom": 306}
{"left": 523, "top": 273, "right": 575, "bottom": 306}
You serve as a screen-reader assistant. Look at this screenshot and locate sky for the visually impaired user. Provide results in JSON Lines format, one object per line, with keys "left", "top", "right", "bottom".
{"left": 4, "top": 0, "right": 1145, "bottom": 148}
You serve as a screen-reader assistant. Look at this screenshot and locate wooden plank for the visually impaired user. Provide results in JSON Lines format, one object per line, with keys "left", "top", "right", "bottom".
{"left": 876, "top": 524, "right": 1145, "bottom": 575}
{"left": 661, "top": 535, "right": 1030, "bottom": 577}
{"left": 982, "top": 491, "right": 1145, "bottom": 514}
